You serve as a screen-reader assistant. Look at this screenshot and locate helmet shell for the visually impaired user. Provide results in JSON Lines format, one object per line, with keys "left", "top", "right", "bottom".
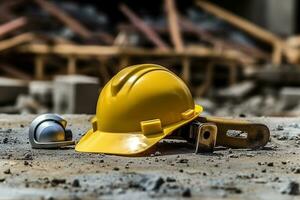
{"left": 76, "top": 64, "right": 203, "bottom": 155}
{"left": 97, "top": 64, "right": 195, "bottom": 133}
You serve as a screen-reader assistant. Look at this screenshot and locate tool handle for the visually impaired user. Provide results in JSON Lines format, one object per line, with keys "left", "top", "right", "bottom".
{"left": 197, "top": 116, "right": 270, "bottom": 149}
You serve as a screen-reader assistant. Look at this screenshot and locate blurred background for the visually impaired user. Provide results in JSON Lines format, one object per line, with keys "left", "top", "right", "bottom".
{"left": 0, "top": 0, "right": 299, "bottom": 117}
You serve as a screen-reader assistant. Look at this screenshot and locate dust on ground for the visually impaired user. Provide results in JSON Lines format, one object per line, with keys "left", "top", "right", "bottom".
{"left": 0, "top": 115, "right": 300, "bottom": 200}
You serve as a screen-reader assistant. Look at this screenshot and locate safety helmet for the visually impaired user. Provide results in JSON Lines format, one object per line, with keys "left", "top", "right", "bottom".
{"left": 75, "top": 64, "right": 203, "bottom": 155}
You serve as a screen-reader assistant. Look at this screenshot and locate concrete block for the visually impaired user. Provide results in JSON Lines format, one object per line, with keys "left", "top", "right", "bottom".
{"left": 0, "top": 77, "right": 28, "bottom": 104}
{"left": 217, "top": 81, "right": 256, "bottom": 100}
{"left": 280, "top": 87, "right": 300, "bottom": 108}
{"left": 53, "top": 75, "right": 100, "bottom": 114}
{"left": 265, "top": 0, "right": 296, "bottom": 35}
{"left": 29, "top": 81, "right": 53, "bottom": 106}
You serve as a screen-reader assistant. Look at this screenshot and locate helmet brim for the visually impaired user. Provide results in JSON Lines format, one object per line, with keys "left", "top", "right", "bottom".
{"left": 75, "top": 105, "right": 203, "bottom": 156}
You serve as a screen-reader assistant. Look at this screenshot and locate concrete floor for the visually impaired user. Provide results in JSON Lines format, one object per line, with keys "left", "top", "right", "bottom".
{"left": 0, "top": 115, "right": 300, "bottom": 200}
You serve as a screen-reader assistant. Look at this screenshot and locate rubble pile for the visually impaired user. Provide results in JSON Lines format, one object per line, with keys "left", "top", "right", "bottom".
{"left": 198, "top": 83, "right": 300, "bottom": 117}
{"left": 0, "top": 0, "right": 298, "bottom": 115}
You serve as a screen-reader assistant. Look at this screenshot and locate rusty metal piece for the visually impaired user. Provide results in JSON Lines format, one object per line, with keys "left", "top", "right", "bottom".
{"left": 193, "top": 122, "right": 217, "bottom": 153}
{"left": 197, "top": 116, "right": 270, "bottom": 149}
{"left": 167, "top": 116, "right": 270, "bottom": 152}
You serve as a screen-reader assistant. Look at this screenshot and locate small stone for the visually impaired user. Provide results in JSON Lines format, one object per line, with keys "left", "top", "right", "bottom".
{"left": 289, "top": 123, "right": 300, "bottom": 128}
{"left": 182, "top": 188, "right": 191, "bottom": 197}
{"left": 166, "top": 177, "right": 176, "bottom": 182}
{"left": 281, "top": 181, "right": 300, "bottom": 195}
{"left": 293, "top": 168, "right": 300, "bottom": 174}
{"left": 261, "top": 169, "right": 266, "bottom": 173}
{"left": 113, "top": 167, "right": 119, "bottom": 171}
{"left": 24, "top": 153, "right": 33, "bottom": 160}
{"left": 278, "top": 135, "right": 288, "bottom": 140}
{"left": 282, "top": 161, "right": 287, "bottom": 165}
{"left": 141, "top": 176, "right": 165, "bottom": 191}
{"left": 24, "top": 161, "right": 29, "bottom": 166}
{"left": 72, "top": 179, "right": 80, "bottom": 187}
{"left": 154, "top": 151, "right": 161, "bottom": 156}
{"left": 229, "top": 154, "right": 239, "bottom": 158}
{"left": 267, "top": 162, "right": 274, "bottom": 167}
{"left": 178, "top": 159, "right": 188, "bottom": 163}
{"left": 273, "top": 177, "right": 279, "bottom": 182}
{"left": 2, "top": 138, "right": 8, "bottom": 144}
{"left": 277, "top": 125, "right": 284, "bottom": 131}
{"left": 51, "top": 178, "right": 66, "bottom": 186}
{"left": 3, "top": 169, "right": 10, "bottom": 174}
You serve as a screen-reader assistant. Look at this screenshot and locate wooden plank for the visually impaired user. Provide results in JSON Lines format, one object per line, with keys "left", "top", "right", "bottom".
{"left": 34, "top": 55, "right": 45, "bottom": 80}
{"left": 119, "top": 22, "right": 268, "bottom": 60}
{"left": 93, "top": 32, "right": 114, "bottom": 45}
{"left": 284, "top": 36, "right": 300, "bottom": 64}
{"left": 97, "top": 58, "right": 110, "bottom": 84}
{"left": 228, "top": 62, "right": 238, "bottom": 85}
{"left": 0, "top": 17, "right": 27, "bottom": 38}
{"left": 67, "top": 55, "right": 76, "bottom": 74}
{"left": 0, "top": 64, "right": 32, "bottom": 80}
{"left": 164, "top": 0, "right": 184, "bottom": 52}
{"left": 114, "top": 31, "right": 130, "bottom": 46}
{"left": 18, "top": 43, "right": 255, "bottom": 64}
{"left": 18, "top": 44, "right": 121, "bottom": 56}
{"left": 181, "top": 57, "right": 190, "bottom": 84}
{"left": 272, "top": 41, "right": 283, "bottom": 65}
{"left": 119, "top": 55, "right": 130, "bottom": 70}
{"left": 35, "top": 0, "right": 92, "bottom": 39}
{"left": 0, "top": 33, "right": 35, "bottom": 52}
{"left": 195, "top": 62, "right": 214, "bottom": 97}
{"left": 179, "top": 16, "right": 269, "bottom": 60}
{"left": 34, "top": 0, "right": 113, "bottom": 44}
{"left": 196, "top": 0, "right": 282, "bottom": 45}
{"left": 120, "top": 4, "right": 170, "bottom": 50}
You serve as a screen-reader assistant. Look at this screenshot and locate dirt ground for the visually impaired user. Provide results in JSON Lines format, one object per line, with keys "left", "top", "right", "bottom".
{"left": 1, "top": 115, "right": 300, "bottom": 200}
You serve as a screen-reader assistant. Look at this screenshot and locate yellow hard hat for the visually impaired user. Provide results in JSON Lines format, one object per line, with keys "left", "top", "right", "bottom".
{"left": 75, "top": 64, "right": 203, "bottom": 155}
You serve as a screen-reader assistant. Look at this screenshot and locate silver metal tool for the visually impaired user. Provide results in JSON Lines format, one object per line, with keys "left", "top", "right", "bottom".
{"left": 29, "top": 114, "right": 75, "bottom": 148}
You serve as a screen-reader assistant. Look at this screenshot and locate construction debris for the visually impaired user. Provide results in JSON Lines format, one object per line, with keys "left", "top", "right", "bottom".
{"left": 29, "top": 81, "right": 53, "bottom": 106}
{"left": 0, "top": 115, "right": 299, "bottom": 199}
{"left": 0, "top": 0, "right": 290, "bottom": 97}
{"left": 0, "top": 0, "right": 297, "bottom": 115}
{"left": 53, "top": 75, "right": 99, "bottom": 114}
{"left": 216, "top": 81, "right": 256, "bottom": 100}
{"left": 0, "top": 1, "right": 300, "bottom": 199}
{"left": 281, "top": 181, "right": 300, "bottom": 195}
{"left": 0, "top": 77, "right": 28, "bottom": 104}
